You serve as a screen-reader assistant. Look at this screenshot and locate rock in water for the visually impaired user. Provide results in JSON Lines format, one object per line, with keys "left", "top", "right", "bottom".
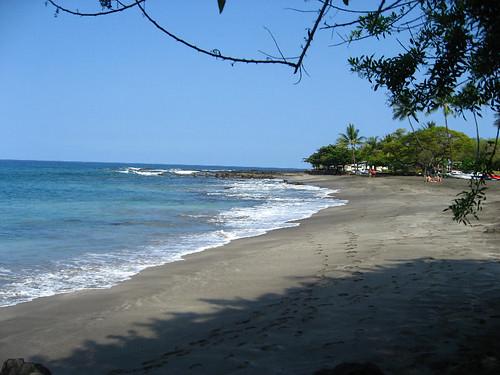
{"left": 0, "top": 358, "right": 51, "bottom": 375}
{"left": 314, "top": 362, "right": 384, "bottom": 375}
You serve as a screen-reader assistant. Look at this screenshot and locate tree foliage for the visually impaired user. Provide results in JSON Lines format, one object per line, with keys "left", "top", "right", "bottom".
{"left": 307, "top": 124, "right": 484, "bottom": 177}
{"left": 406, "top": 126, "right": 474, "bottom": 171}
{"left": 348, "top": 0, "right": 499, "bottom": 117}
{"left": 304, "top": 144, "right": 350, "bottom": 174}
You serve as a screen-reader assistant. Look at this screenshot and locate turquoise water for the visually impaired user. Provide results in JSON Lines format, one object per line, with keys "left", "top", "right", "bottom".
{"left": 0, "top": 160, "right": 344, "bottom": 307}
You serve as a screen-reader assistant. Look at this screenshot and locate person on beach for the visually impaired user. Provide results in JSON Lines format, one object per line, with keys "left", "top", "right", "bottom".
{"left": 425, "top": 167, "right": 442, "bottom": 183}
{"left": 436, "top": 171, "right": 442, "bottom": 183}
{"left": 426, "top": 166, "right": 436, "bottom": 183}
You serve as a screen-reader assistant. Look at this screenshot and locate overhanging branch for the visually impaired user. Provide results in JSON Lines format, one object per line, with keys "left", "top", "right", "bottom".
{"left": 47, "top": 0, "right": 334, "bottom": 74}
{"left": 46, "top": 0, "right": 144, "bottom": 17}
{"left": 134, "top": 0, "right": 296, "bottom": 68}
{"left": 294, "top": 0, "right": 331, "bottom": 74}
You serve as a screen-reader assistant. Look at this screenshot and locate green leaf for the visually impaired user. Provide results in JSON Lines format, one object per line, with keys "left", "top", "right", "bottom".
{"left": 217, "top": 0, "right": 226, "bottom": 13}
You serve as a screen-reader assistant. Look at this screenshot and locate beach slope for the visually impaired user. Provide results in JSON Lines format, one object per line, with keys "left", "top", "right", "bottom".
{"left": 0, "top": 175, "right": 499, "bottom": 374}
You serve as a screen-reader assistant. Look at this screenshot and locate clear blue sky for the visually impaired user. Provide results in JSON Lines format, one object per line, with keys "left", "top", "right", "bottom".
{"left": 1, "top": 1, "right": 496, "bottom": 168}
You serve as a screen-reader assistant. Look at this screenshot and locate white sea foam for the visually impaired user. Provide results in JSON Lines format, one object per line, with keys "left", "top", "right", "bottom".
{"left": 0, "top": 179, "right": 346, "bottom": 307}
{"left": 135, "top": 170, "right": 167, "bottom": 176}
{"left": 116, "top": 167, "right": 200, "bottom": 176}
{"left": 116, "top": 167, "right": 169, "bottom": 176}
{"left": 169, "top": 169, "right": 199, "bottom": 175}
{"left": 212, "top": 180, "right": 345, "bottom": 239}
{"left": 0, "top": 267, "right": 13, "bottom": 279}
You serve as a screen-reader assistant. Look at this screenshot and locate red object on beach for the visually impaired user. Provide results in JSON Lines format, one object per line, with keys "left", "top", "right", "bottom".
{"left": 488, "top": 174, "right": 500, "bottom": 180}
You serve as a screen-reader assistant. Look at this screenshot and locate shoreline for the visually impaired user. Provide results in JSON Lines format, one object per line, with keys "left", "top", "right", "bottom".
{"left": 1, "top": 175, "right": 499, "bottom": 374}
{"left": 0, "top": 173, "right": 341, "bottom": 308}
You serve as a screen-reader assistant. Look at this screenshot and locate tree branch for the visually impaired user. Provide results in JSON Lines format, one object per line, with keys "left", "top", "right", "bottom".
{"left": 263, "top": 27, "right": 287, "bottom": 63}
{"left": 134, "top": 0, "right": 297, "bottom": 68}
{"left": 47, "top": 0, "right": 337, "bottom": 75}
{"left": 47, "top": 0, "right": 144, "bottom": 17}
{"left": 294, "top": 0, "right": 331, "bottom": 74}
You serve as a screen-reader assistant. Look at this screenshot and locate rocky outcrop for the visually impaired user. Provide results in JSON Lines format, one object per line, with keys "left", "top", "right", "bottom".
{"left": 0, "top": 359, "right": 51, "bottom": 375}
{"left": 212, "top": 171, "right": 284, "bottom": 179}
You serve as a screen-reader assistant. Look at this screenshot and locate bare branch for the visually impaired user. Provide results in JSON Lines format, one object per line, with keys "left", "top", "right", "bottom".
{"left": 134, "top": 1, "right": 297, "bottom": 68}
{"left": 47, "top": 0, "right": 339, "bottom": 75}
{"left": 47, "top": 0, "right": 144, "bottom": 17}
{"left": 284, "top": 8, "right": 319, "bottom": 14}
{"left": 257, "top": 50, "right": 300, "bottom": 61}
{"left": 263, "top": 27, "right": 287, "bottom": 62}
{"left": 294, "top": 0, "right": 331, "bottom": 74}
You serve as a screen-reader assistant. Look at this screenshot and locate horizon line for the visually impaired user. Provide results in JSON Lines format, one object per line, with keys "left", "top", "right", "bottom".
{"left": 0, "top": 158, "right": 306, "bottom": 171}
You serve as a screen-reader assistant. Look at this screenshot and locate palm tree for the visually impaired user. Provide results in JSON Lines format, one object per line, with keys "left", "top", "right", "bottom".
{"left": 363, "top": 136, "right": 379, "bottom": 167}
{"left": 392, "top": 100, "right": 425, "bottom": 150}
{"left": 489, "top": 111, "right": 500, "bottom": 168}
{"left": 338, "top": 123, "right": 364, "bottom": 168}
{"left": 424, "top": 121, "right": 436, "bottom": 129}
{"left": 427, "top": 98, "right": 454, "bottom": 171}
{"left": 441, "top": 100, "right": 454, "bottom": 171}
{"left": 365, "top": 136, "right": 379, "bottom": 149}
{"left": 392, "top": 99, "right": 434, "bottom": 174}
{"left": 393, "top": 101, "right": 418, "bottom": 133}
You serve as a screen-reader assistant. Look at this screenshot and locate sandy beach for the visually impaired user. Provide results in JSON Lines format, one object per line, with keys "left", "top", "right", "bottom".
{"left": 1, "top": 175, "right": 499, "bottom": 374}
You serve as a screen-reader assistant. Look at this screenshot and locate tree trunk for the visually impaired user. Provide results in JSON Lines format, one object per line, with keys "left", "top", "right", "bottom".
{"left": 473, "top": 111, "right": 480, "bottom": 163}
{"left": 444, "top": 108, "right": 453, "bottom": 172}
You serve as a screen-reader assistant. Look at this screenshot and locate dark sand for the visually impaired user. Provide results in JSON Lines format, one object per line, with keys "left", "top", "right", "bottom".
{"left": 0, "top": 175, "right": 499, "bottom": 374}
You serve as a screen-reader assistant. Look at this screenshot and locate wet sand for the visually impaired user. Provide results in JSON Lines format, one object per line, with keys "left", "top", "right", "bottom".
{"left": 0, "top": 175, "right": 499, "bottom": 374}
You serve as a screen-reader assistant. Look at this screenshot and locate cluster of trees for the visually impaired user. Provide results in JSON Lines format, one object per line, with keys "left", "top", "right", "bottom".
{"left": 305, "top": 123, "right": 500, "bottom": 176}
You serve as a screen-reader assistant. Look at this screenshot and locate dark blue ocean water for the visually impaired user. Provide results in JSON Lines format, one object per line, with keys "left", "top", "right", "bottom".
{"left": 0, "top": 160, "right": 344, "bottom": 307}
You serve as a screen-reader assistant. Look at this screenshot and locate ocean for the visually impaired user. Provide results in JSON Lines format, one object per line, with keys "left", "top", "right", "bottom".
{"left": 0, "top": 160, "right": 345, "bottom": 307}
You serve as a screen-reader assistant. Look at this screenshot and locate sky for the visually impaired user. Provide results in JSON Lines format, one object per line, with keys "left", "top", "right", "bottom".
{"left": 0, "top": 1, "right": 497, "bottom": 168}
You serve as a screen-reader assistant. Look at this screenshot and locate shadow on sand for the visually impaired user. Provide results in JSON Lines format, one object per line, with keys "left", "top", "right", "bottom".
{"left": 33, "top": 258, "right": 500, "bottom": 375}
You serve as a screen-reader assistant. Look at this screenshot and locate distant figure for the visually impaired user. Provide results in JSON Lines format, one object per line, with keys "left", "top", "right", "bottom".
{"left": 369, "top": 167, "right": 377, "bottom": 177}
{"left": 426, "top": 166, "right": 436, "bottom": 183}
{"left": 436, "top": 171, "right": 442, "bottom": 183}
{"left": 425, "top": 167, "right": 442, "bottom": 183}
